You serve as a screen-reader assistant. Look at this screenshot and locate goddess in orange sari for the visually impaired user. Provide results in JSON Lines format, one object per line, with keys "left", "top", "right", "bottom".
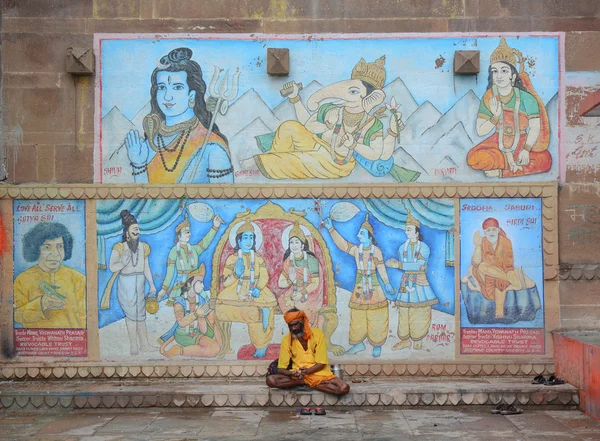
{"left": 467, "top": 38, "right": 551, "bottom": 178}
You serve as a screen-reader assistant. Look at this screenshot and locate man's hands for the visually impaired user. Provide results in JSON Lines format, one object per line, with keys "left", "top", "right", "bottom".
{"left": 291, "top": 367, "right": 308, "bottom": 380}
{"left": 41, "top": 293, "right": 66, "bottom": 313}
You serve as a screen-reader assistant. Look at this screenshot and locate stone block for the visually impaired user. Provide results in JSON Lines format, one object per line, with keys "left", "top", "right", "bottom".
{"left": 3, "top": 33, "right": 93, "bottom": 73}
{"left": 155, "top": 0, "right": 271, "bottom": 19}
{"left": 267, "top": 48, "right": 289, "bottom": 76}
{"left": 93, "top": 17, "right": 263, "bottom": 33}
{"left": 36, "top": 145, "right": 56, "bottom": 183}
{"left": 264, "top": 18, "right": 448, "bottom": 34}
{"left": 566, "top": 32, "right": 600, "bottom": 72}
{"left": 2, "top": 0, "right": 93, "bottom": 17}
{"left": 2, "top": 17, "right": 90, "bottom": 34}
{"left": 560, "top": 280, "right": 600, "bottom": 306}
{"left": 93, "top": 0, "right": 140, "bottom": 18}
{"left": 479, "top": 0, "right": 600, "bottom": 18}
{"left": 3, "top": 86, "right": 76, "bottom": 137}
{"left": 284, "top": 0, "right": 464, "bottom": 19}
{"left": 558, "top": 184, "right": 600, "bottom": 263}
{"left": 54, "top": 144, "right": 94, "bottom": 183}
{"left": 65, "top": 47, "right": 94, "bottom": 75}
{"left": 7, "top": 145, "right": 37, "bottom": 184}
{"left": 454, "top": 50, "right": 480, "bottom": 75}
{"left": 561, "top": 305, "right": 600, "bottom": 329}
{"left": 449, "top": 17, "right": 533, "bottom": 32}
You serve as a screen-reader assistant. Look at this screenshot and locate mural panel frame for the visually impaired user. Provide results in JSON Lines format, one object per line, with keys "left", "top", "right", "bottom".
{"left": 0, "top": 183, "right": 558, "bottom": 378}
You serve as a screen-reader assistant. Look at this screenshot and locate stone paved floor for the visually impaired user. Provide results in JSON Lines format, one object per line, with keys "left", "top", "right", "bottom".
{"left": 0, "top": 407, "right": 599, "bottom": 441}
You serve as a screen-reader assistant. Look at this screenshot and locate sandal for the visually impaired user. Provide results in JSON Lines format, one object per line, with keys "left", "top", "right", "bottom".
{"left": 532, "top": 375, "right": 546, "bottom": 384}
{"left": 300, "top": 407, "right": 312, "bottom": 415}
{"left": 491, "top": 403, "right": 508, "bottom": 414}
{"left": 545, "top": 375, "right": 566, "bottom": 386}
{"left": 500, "top": 404, "right": 523, "bottom": 415}
{"left": 314, "top": 407, "right": 326, "bottom": 416}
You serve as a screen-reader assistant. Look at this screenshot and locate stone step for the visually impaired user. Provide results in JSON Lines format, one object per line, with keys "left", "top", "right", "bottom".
{"left": 0, "top": 377, "right": 578, "bottom": 411}
{"left": 0, "top": 361, "right": 555, "bottom": 381}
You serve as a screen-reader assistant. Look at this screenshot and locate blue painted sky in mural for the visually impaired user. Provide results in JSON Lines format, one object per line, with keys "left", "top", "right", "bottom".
{"left": 98, "top": 198, "right": 455, "bottom": 328}
{"left": 101, "top": 35, "right": 559, "bottom": 120}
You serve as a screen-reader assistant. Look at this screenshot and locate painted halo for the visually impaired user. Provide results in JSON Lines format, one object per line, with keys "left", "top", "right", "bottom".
{"left": 281, "top": 224, "right": 312, "bottom": 249}
{"left": 228, "top": 220, "right": 264, "bottom": 251}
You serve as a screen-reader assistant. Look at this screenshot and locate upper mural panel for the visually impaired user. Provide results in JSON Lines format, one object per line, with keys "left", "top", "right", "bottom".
{"left": 94, "top": 33, "right": 561, "bottom": 184}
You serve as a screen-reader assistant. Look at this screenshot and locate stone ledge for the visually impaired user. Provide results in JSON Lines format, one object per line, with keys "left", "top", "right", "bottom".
{"left": 0, "top": 377, "right": 578, "bottom": 410}
{"left": 0, "top": 183, "right": 557, "bottom": 200}
{"left": 559, "top": 264, "right": 600, "bottom": 280}
{"left": 0, "top": 362, "right": 555, "bottom": 381}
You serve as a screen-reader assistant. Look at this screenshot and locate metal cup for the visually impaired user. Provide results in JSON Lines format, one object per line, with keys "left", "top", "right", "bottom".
{"left": 331, "top": 364, "right": 343, "bottom": 380}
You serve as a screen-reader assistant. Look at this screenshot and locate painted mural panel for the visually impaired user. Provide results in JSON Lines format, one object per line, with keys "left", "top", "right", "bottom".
{"left": 95, "top": 34, "right": 560, "bottom": 185}
{"left": 97, "top": 198, "right": 455, "bottom": 361}
{"left": 459, "top": 198, "right": 544, "bottom": 355}
{"left": 13, "top": 200, "right": 87, "bottom": 357}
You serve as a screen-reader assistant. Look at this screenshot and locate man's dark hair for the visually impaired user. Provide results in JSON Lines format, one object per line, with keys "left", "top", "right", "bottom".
{"left": 22, "top": 222, "right": 73, "bottom": 262}
{"left": 233, "top": 232, "right": 256, "bottom": 252}
{"left": 286, "top": 307, "right": 300, "bottom": 314}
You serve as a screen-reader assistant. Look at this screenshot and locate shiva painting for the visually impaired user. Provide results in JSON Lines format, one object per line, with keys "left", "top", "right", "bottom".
{"left": 97, "top": 198, "right": 456, "bottom": 361}
{"left": 95, "top": 34, "right": 560, "bottom": 184}
{"left": 459, "top": 198, "right": 545, "bottom": 355}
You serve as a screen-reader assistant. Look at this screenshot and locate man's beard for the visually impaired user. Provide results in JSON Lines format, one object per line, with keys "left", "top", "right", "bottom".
{"left": 292, "top": 330, "right": 303, "bottom": 339}
{"left": 127, "top": 237, "right": 139, "bottom": 253}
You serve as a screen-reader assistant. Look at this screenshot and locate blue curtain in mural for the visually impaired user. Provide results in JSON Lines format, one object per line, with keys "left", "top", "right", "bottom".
{"left": 363, "top": 198, "right": 455, "bottom": 265}
{"left": 96, "top": 199, "right": 184, "bottom": 268}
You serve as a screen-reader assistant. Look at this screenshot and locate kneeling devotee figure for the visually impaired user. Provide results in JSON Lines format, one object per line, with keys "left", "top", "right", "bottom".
{"left": 266, "top": 308, "right": 350, "bottom": 395}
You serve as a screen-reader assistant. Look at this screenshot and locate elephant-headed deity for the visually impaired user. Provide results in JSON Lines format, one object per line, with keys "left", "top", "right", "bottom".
{"left": 242, "top": 56, "right": 418, "bottom": 182}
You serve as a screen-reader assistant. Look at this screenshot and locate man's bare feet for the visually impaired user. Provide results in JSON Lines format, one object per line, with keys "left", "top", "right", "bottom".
{"left": 392, "top": 339, "right": 411, "bottom": 351}
{"left": 484, "top": 169, "right": 502, "bottom": 178}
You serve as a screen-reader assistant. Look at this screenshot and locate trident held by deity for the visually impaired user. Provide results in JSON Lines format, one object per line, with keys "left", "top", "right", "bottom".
{"left": 190, "top": 66, "right": 240, "bottom": 180}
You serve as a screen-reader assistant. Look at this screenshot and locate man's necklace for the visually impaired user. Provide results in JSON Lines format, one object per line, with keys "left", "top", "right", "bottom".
{"left": 156, "top": 129, "right": 192, "bottom": 173}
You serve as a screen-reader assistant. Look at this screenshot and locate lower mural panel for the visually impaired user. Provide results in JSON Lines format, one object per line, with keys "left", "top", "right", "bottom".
{"left": 459, "top": 198, "right": 545, "bottom": 355}
{"left": 96, "top": 198, "right": 456, "bottom": 362}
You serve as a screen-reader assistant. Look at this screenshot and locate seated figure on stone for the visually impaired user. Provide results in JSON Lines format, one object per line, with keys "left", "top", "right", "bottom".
{"left": 266, "top": 308, "right": 350, "bottom": 396}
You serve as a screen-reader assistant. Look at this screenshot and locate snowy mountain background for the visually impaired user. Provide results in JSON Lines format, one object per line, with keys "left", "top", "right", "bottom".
{"left": 100, "top": 77, "right": 559, "bottom": 184}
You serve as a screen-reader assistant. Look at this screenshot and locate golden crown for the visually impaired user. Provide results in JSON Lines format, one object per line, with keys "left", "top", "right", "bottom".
{"left": 175, "top": 213, "right": 191, "bottom": 233}
{"left": 237, "top": 220, "right": 254, "bottom": 235}
{"left": 188, "top": 262, "right": 206, "bottom": 279}
{"left": 351, "top": 56, "right": 386, "bottom": 90}
{"left": 490, "top": 37, "right": 517, "bottom": 67}
{"left": 360, "top": 214, "right": 374, "bottom": 235}
{"left": 289, "top": 222, "right": 306, "bottom": 243}
{"left": 406, "top": 210, "right": 420, "bottom": 228}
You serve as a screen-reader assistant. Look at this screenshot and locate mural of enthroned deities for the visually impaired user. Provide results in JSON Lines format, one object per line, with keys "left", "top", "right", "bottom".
{"left": 211, "top": 202, "right": 342, "bottom": 359}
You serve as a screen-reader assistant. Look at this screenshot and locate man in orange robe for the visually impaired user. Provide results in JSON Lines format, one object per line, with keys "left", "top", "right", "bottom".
{"left": 471, "top": 218, "right": 521, "bottom": 318}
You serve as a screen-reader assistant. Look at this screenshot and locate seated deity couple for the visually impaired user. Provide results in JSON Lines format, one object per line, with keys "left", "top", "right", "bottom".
{"left": 266, "top": 308, "right": 350, "bottom": 396}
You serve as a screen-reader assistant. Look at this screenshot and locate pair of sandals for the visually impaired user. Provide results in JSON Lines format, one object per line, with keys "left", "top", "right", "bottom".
{"left": 491, "top": 403, "right": 523, "bottom": 415}
{"left": 300, "top": 407, "right": 326, "bottom": 415}
{"left": 532, "top": 375, "right": 566, "bottom": 385}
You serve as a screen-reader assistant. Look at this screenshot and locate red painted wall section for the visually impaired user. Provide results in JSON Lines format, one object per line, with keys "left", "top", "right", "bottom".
{"left": 554, "top": 333, "right": 585, "bottom": 388}
{"left": 0, "top": 215, "right": 7, "bottom": 256}
{"left": 584, "top": 345, "right": 600, "bottom": 420}
{"left": 554, "top": 332, "right": 600, "bottom": 421}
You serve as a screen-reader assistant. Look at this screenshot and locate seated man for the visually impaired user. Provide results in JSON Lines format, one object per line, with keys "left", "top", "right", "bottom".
{"left": 266, "top": 308, "right": 350, "bottom": 395}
